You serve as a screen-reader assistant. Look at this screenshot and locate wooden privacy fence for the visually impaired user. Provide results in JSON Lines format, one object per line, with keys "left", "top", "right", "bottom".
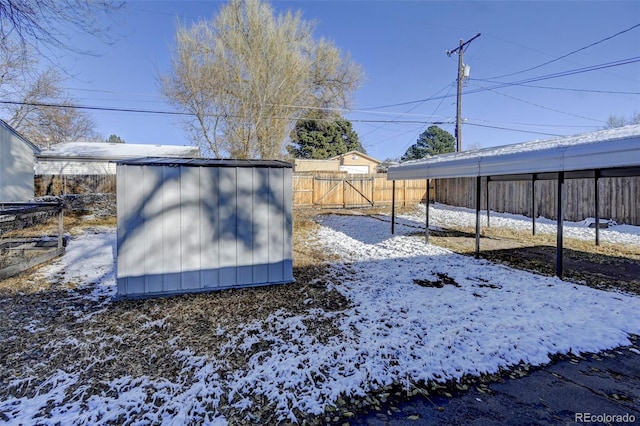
{"left": 435, "top": 176, "right": 640, "bottom": 226}
{"left": 293, "top": 173, "right": 431, "bottom": 208}
{"left": 35, "top": 172, "right": 431, "bottom": 210}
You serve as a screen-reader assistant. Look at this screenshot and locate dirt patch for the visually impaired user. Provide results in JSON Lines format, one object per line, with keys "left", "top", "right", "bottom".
{"left": 423, "top": 222, "right": 640, "bottom": 296}
{"left": 413, "top": 272, "right": 460, "bottom": 288}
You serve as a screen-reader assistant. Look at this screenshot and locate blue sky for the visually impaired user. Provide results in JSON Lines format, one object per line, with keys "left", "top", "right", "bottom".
{"left": 58, "top": 1, "right": 639, "bottom": 160}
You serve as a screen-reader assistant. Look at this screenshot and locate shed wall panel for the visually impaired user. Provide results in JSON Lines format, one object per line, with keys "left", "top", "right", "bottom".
{"left": 253, "top": 168, "right": 271, "bottom": 282}
{"left": 199, "top": 167, "right": 220, "bottom": 287}
{"left": 217, "top": 167, "right": 238, "bottom": 286}
{"left": 180, "top": 166, "right": 202, "bottom": 289}
{"left": 236, "top": 167, "right": 254, "bottom": 285}
{"left": 116, "top": 161, "right": 293, "bottom": 299}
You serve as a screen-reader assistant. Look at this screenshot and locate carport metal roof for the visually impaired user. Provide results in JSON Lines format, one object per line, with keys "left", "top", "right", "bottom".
{"left": 387, "top": 125, "right": 640, "bottom": 181}
{"left": 386, "top": 124, "right": 640, "bottom": 278}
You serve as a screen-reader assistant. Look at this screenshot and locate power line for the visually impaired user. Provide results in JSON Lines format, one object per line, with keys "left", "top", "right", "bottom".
{"left": 467, "top": 57, "right": 640, "bottom": 93}
{"left": 0, "top": 99, "right": 189, "bottom": 116}
{"left": 467, "top": 82, "right": 606, "bottom": 123}
{"left": 483, "top": 23, "right": 640, "bottom": 80}
{"left": 464, "top": 118, "right": 599, "bottom": 129}
{"left": 360, "top": 82, "right": 456, "bottom": 110}
{"left": 464, "top": 122, "right": 563, "bottom": 137}
{"left": 360, "top": 56, "right": 640, "bottom": 111}
{"left": 359, "top": 81, "right": 456, "bottom": 140}
{"left": 469, "top": 80, "right": 640, "bottom": 95}
{"left": 0, "top": 99, "right": 455, "bottom": 125}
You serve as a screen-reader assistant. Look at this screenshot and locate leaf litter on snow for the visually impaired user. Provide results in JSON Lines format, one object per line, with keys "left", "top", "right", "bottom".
{"left": 1, "top": 204, "right": 640, "bottom": 425}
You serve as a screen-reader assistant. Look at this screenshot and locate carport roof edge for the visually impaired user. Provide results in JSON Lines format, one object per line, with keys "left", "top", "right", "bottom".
{"left": 115, "top": 157, "right": 292, "bottom": 168}
{"left": 387, "top": 124, "right": 640, "bottom": 180}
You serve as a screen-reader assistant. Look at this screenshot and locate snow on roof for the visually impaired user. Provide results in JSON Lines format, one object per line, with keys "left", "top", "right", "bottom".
{"left": 37, "top": 142, "right": 200, "bottom": 159}
{"left": 388, "top": 124, "right": 640, "bottom": 180}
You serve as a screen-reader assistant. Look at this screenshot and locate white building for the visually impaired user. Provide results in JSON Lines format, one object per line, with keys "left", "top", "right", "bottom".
{"left": 36, "top": 142, "right": 200, "bottom": 175}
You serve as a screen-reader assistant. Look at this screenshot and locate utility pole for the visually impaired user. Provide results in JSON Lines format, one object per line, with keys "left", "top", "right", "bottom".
{"left": 446, "top": 32, "right": 481, "bottom": 152}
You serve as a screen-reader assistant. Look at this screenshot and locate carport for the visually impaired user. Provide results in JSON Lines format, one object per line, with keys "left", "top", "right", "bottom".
{"left": 387, "top": 125, "right": 640, "bottom": 277}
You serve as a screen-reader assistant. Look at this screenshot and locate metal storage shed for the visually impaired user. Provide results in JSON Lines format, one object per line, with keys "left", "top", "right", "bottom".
{"left": 115, "top": 158, "right": 293, "bottom": 299}
{"left": 387, "top": 124, "right": 640, "bottom": 277}
{"left": 0, "top": 120, "right": 40, "bottom": 201}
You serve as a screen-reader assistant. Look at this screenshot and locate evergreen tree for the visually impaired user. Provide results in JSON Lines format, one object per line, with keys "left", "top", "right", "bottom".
{"left": 288, "top": 112, "right": 365, "bottom": 159}
{"left": 107, "top": 134, "right": 125, "bottom": 143}
{"left": 401, "top": 126, "right": 455, "bottom": 161}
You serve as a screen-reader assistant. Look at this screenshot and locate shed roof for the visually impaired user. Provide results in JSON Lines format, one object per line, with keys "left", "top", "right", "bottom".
{"left": 116, "top": 157, "right": 292, "bottom": 168}
{"left": 387, "top": 125, "right": 640, "bottom": 181}
{"left": 37, "top": 142, "right": 200, "bottom": 160}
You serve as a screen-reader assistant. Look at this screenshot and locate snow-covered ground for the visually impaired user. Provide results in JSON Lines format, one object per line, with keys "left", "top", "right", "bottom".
{"left": 2, "top": 205, "right": 640, "bottom": 425}
{"left": 398, "top": 202, "right": 640, "bottom": 247}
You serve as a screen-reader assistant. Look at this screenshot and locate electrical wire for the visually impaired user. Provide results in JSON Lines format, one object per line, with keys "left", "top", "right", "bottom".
{"left": 469, "top": 80, "right": 640, "bottom": 95}
{"left": 464, "top": 122, "right": 563, "bottom": 137}
{"left": 483, "top": 23, "right": 640, "bottom": 80}
{"left": 360, "top": 56, "right": 640, "bottom": 111}
{"left": 0, "top": 99, "right": 455, "bottom": 125}
{"left": 467, "top": 82, "right": 606, "bottom": 123}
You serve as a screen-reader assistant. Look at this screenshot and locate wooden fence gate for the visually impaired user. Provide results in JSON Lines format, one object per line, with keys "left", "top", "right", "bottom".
{"left": 313, "top": 175, "right": 375, "bottom": 208}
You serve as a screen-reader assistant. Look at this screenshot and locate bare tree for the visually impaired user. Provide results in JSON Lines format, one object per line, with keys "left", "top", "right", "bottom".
{"left": 0, "top": 0, "right": 123, "bottom": 146}
{"left": 6, "top": 67, "right": 98, "bottom": 147}
{"left": 0, "top": 0, "right": 125, "bottom": 62}
{"left": 605, "top": 112, "right": 640, "bottom": 129}
{"left": 161, "top": 0, "right": 363, "bottom": 159}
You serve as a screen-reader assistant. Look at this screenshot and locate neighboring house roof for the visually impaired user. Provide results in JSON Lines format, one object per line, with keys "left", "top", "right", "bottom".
{"left": 388, "top": 125, "right": 640, "bottom": 180}
{"left": 330, "top": 151, "right": 381, "bottom": 164}
{"left": 0, "top": 120, "right": 41, "bottom": 154}
{"left": 36, "top": 142, "right": 200, "bottom": 161}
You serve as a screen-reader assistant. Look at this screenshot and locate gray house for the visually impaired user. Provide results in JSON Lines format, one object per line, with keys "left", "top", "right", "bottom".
{"left": 116, "top": 158, "right": 294, "bottom": 299}
{"left": 0, "top": 120, "right": 40, "bottom": 201}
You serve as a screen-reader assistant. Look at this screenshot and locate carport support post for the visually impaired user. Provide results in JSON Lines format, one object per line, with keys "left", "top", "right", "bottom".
{"left": 57, "top": 208, "right": 64, "bottom": 250}
{"left": 532, "top": 175, "right": 537, "bottom": 236}
{"left": 556, "top": 172, "right": 564, "bottom": 277}
{"left": 485, "top": 177, "right": 490, "bottom": 227}
{"left": 475, "top": 176, "right": 481, "bottom": 259}
{"left": 595, "top": 170, "right": 600, "bottom": 246}
{"left": 425, "top": 178, "right": 429, "bottom": 244}
{"left": 391, "top": 180, "right": 396, "bottom": 234}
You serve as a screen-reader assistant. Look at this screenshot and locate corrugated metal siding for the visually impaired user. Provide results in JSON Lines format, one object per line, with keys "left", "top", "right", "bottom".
{"left": 116, "top": 161, "right": 293, "bottom": 299}
{"left": 35, "top": 160, "right": 115, "bottom": 175}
